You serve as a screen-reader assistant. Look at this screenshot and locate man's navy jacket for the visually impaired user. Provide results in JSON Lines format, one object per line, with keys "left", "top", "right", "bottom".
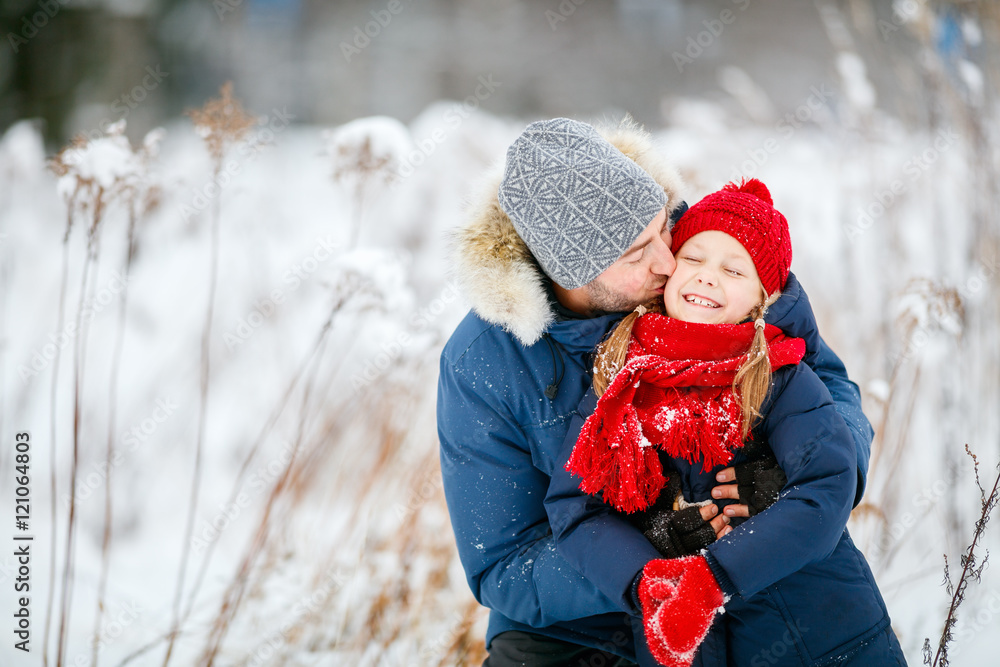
{"left": 437, "top": 272, "right": 874, "bottom": 661}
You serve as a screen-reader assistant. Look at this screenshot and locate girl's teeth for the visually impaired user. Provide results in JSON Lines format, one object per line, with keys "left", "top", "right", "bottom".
{"left": 686, "top": 296, "right": 718, "bottom": 308}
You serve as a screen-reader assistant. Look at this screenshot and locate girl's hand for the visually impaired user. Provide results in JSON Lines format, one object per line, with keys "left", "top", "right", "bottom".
{"left": 642, "top": 504, "right": 730, "bottom": 558}
{"left": 702, "top": 503, "right": 732, "bottom": 539}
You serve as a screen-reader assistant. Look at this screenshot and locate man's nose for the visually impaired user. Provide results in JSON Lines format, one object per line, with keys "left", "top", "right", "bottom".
{"left": 649, "top": 239, "right": 676, "bottom": 276}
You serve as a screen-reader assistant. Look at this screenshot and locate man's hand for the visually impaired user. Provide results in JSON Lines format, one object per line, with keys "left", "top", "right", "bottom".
{"left": 711, "top": 455, "right": 787, "bottom": 518}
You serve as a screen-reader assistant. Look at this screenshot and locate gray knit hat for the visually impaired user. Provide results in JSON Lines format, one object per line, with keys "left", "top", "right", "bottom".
{"left": 497, "top": 118, "right": 667, "bottom": 290}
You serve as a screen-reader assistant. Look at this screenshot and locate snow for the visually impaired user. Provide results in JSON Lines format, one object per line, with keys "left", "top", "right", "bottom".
{"left": 322, "top": 115, "right": 413, "bottom": 187}
{"left": 0, "top": 119, "right": 46, "bottom": 185}
{"left": 961, "top": 17, "right": 982, "bottom": 46}
{"left": 835, "top": 52, "right": 877, "bottom": 113}
{"left": 1, "top": 85, "right": 998, "bottom": 665}
{"left": 53, "top": 121, "right": 162, "bottom": 206}
{"left": 867, "top": 379, "right": 890, "bottom": 403}
{"left": 957, "top": 59, "right": 985, "bottom": 106}
{"left": 657, "top": 407, "right": 677, "bottom": 430}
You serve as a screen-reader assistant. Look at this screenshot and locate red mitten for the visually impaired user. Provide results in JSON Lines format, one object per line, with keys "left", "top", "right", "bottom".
{"left": 639, "top": 556, "right": 725, "bottom": 667}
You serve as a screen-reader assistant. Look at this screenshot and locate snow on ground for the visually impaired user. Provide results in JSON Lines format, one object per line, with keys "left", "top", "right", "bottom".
{"left": 0, "top": 92, "right": 997, "bottom": 666}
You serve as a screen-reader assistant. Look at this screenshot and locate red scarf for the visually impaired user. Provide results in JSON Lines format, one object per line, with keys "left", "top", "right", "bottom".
{"left": 566, "top": 313, "right": 806, "bottom": 514}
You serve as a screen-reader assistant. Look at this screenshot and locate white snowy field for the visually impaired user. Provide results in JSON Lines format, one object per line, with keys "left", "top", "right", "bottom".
{"left": 0, "top": 88, "right": 998, "bottom": 667}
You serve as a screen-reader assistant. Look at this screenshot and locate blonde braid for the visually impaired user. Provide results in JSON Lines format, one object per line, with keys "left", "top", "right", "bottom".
{"left": 593, "top": 299, "right": 663, "bottom": 397}
{"left": 733, "top": 288, "right": 782, "bottom": 440}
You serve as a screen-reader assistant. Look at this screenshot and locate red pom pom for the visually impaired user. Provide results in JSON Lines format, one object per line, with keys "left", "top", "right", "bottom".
{"left": 723, "top": 178, "right": 772, "bottom": 206}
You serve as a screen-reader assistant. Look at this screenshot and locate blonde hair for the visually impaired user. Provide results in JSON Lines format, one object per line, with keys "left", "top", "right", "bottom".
{"left": 592, "top": 287, "right": 781, "bottom": 441}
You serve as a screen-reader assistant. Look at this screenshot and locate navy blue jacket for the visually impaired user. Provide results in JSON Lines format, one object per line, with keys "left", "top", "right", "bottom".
{"left": 547, "top": 364, "right": 892, "bottom": 666}
{"left": 438, "top": 274, "right": 874, "bottom": 660}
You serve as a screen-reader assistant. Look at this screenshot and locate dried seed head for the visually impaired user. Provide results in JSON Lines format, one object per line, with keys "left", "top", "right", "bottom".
{"left": 324, "top": 116, "right": 412, "bottom": 190}
{"left": 187, "top": 82, "right": 258, "bottom": 164}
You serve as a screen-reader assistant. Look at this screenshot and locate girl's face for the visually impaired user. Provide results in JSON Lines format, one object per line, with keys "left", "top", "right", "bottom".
{"left": 663, "top": 230, "right": 764, "bottom": 324}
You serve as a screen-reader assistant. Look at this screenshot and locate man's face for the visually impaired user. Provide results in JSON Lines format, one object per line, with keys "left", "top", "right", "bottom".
{"left": 583, "top": 206, "right": 676, "bottom": 313}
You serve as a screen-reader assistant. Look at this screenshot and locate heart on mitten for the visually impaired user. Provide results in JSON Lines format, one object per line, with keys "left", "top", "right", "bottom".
{"left": 639, "top": 556, "right": 725, "bottom": 667}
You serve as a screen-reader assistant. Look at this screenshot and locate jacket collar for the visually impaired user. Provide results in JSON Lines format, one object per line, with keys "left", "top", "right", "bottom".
{"left": 762, "top": 272, "right": 821, "bottom": 361}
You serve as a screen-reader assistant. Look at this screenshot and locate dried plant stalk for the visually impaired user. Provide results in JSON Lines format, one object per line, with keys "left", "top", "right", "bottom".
{"left": 48, "top": 119, "right": 141, "bottom": 666}
{"left": 923, "top": 445, "right": 1000, "bottom": 667}
{"left": 42, "top": 182, "right": 79, "bottom": 667}
{"left": 162, "top": 82, "right": 257, "bottom": 667}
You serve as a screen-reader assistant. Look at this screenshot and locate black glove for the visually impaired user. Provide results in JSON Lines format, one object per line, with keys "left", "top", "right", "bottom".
{"left": 733, "top": 453, "right": 786, "bottom": 516}
{"left": 627, "top": 474, "right": 682, "bottom": 533}
{"left": 642, "top": 506, "right": 718, "bottom": 558}
{"left": 628, "top": 476, "right": 716, "bottom": 559}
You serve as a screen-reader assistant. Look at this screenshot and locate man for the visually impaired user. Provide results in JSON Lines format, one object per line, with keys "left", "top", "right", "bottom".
{"left": 437, "top": 118, "right": 872, "bottom": 665}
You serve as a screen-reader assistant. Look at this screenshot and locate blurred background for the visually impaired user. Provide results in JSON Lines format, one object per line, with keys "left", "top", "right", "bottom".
{"left": 1, "top": 0, "right": 978, "bottom": 145}
{"left": 1, "top": 1, "right": 999, "bottom": 666}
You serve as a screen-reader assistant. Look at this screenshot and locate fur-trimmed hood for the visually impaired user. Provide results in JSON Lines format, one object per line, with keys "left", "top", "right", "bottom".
{"left": 451, "top": 119, "right": 686, "bottom": 346}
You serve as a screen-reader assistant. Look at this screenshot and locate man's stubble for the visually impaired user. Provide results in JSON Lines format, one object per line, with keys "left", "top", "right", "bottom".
{"left": 584, "top": 277, "right": 649, "bottom": 314}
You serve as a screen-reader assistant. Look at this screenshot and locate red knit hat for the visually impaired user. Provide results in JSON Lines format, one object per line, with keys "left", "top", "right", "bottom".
{"left": 670, "top": 178, "right": 792, "bottom": 295}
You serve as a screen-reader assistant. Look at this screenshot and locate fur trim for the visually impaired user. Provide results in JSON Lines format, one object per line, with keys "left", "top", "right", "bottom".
{"left": 451, "top": 117, "right": 685, "bottom": 346}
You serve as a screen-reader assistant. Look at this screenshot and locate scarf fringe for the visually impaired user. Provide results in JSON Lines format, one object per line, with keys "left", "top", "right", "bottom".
{"left": 567, "top": 404, "right": 666, "bottom": 514}
{"left": 639, "top": 390, "right": 745, "bottom": 473}
{"left": 570, "top": 389, "right": 745, "bottom": 514}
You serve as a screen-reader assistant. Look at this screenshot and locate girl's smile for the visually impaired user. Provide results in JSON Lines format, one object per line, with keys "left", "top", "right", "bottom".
{"left": 663, "top": 230, "right": 765, "bottom": 324}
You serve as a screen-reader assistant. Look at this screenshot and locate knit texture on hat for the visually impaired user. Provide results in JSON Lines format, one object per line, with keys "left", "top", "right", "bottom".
{"left": 669, "top": 179, "right": 791, "bottom": 295}
{"left": 497, "top": 118, "right": 668, "bottom": 290}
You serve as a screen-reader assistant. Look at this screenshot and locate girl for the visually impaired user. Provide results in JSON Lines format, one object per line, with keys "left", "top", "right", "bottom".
{"left": 558, "top": 179, "right": 905, "bottom": 666}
